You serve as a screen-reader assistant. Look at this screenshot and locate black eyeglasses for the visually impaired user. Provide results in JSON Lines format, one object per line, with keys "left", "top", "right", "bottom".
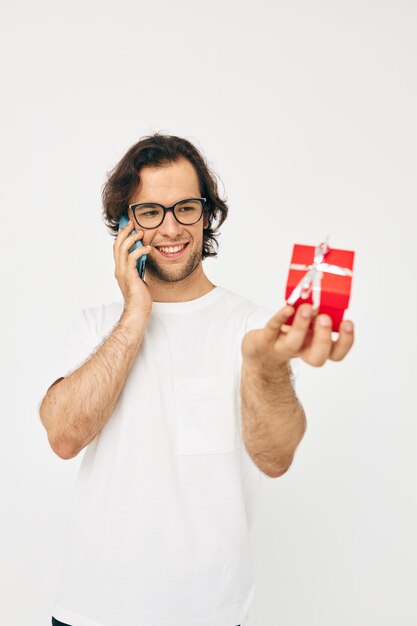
{"left": 129, "top": 197, "right": 207, "bottom": 229}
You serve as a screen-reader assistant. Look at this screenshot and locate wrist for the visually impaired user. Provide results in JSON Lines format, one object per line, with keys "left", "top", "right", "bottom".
{"left": 119, "top": 309, "right": 149, "bottom": 334}
{"left": 242, "top": 356, "right": 291, "bottom": 384}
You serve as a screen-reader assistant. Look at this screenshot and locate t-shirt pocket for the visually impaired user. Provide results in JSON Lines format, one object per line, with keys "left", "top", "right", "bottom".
{"left": 173, "top": 371, "right": 241, "bottom": 455}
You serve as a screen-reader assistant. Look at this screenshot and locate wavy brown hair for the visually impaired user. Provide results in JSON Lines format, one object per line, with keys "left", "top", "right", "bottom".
{"left": 101, "top": 132, "right": 229, "bottom": 260}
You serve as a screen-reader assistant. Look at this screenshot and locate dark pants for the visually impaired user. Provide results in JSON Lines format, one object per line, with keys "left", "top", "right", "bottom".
{"left": 52, "top": 617, "right": 240, "bottom": 625}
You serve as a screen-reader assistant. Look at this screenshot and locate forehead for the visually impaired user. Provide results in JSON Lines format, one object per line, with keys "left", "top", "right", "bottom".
{"left": 131, "top": 157, "right": 200, "bottom": 205}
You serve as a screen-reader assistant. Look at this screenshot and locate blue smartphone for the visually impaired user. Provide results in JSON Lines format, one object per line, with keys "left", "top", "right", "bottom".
{"left": 118, "top": 214, "right": 147, "bottom": 280}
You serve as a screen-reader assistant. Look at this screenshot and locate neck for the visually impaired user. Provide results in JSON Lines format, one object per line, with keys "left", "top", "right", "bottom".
{"left": 146, "top": 268, "right": 216, "bottom": 304}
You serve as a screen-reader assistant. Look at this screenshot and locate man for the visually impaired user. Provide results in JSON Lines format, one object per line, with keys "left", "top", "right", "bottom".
{"left": 39, "top": 133, "right": 354, "bottom": 626}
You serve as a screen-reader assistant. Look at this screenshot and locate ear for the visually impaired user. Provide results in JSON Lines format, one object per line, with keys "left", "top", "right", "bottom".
{"left": 203, "top": 210, "right": 209, "bottom": 230}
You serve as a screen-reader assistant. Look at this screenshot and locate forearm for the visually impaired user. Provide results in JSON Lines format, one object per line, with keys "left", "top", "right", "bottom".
{"left": 240, "top": 359, "right": 307, "bottom": 477}
{"left": 40, "top": 310, "right": 148, "bottom": 459}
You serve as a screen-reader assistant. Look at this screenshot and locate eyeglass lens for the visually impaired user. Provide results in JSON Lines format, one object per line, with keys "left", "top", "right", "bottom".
{"left": 134, "top": 199, "right": 203, "bottom": 228}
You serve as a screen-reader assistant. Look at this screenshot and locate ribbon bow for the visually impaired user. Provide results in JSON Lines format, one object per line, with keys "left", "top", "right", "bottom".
{"left": 286, "top": 236, "right": 353, "bottom": 311}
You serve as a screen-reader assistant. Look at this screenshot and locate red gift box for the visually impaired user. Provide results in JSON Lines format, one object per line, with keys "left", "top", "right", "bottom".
{"left": 284, "top": 239, "right": 355, "bottom": 332}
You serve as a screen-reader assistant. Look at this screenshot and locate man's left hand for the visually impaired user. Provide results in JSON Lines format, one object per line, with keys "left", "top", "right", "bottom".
{"left": 241, "top": 303, "right": 355, "bottom": 370}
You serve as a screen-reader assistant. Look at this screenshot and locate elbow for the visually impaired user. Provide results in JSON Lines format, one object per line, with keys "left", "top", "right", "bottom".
{"left": 53, "top": 448, "right": 76, "bottom": 461}
{"left": 262, "top": 461, "right": 292, "bottom": 479}
{"left": 41, "top": 410, "right": 79, "bottom": 460}
{"left": 47, "top": 431, "right": 78, "bottom": 460}
{"left": 261, "top": 448, "right": 297, "bottom": 478}
{"left": 247, "top": 447, "right": 293, "bottom": 479}
{"left": 39, "top": 384, "right": 77, "bottom": 460}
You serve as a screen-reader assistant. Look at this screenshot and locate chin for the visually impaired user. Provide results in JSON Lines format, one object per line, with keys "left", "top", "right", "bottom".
{"left": 147, "top": 248, "right": 202, "bottom": 282}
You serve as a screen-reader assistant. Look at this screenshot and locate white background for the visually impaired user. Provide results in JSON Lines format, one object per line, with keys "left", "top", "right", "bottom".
{"left": 1, "top": 0, "right": 416, "bottom": 624}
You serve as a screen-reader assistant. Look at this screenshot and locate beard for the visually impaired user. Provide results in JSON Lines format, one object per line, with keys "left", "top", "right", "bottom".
{"left": 144, "top": 242, "right": 202, "bottom": 283}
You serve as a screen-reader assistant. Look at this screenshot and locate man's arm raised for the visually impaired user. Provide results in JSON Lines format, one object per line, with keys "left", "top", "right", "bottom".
{"left": 39, "top": 311, "right": 148, "bottom": 459}
{"left": 39, "top": 217, "right": 155, "bottom": 459}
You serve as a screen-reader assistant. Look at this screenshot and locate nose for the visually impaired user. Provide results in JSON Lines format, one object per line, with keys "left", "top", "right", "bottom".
{"left": 157, "top": 210, "right": 184, "bottom": 236}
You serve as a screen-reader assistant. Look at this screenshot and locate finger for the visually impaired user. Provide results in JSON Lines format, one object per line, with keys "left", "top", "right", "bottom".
{"left": 113, "top": 219, "right": 134, "bottom": 260}
{"left": 113, "top": 220, "right": 140, "bottom": 255}
{"left": 121, "top": 229, "right": 144, "bottom": 253}
{"left": 278, "top": 304, "right": 315, "bottom": 353}
{"left": 328, "top": 320, "right": 355, "bottom": 361}
{"left": 119, "top": 230, "right": 144, "bottom": 274}
{"left": 127, "top": 244, "right": 152, "bottom": 271}
{"left": 264, "top": 304, "right": 295, "bottom": 338}
{"left": 303, "top": 313, "right": 334, "bottom": 365}
{"left": 116, "top": 219, "right": 136, "bottom": 242}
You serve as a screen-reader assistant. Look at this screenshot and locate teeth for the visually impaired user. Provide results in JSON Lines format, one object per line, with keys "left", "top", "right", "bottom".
{"left": 158, "top": 244, "right": 186, "bottom": 253}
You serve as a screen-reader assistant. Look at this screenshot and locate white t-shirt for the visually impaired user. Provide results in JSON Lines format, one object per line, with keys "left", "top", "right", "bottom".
{"left": 50, "top": 286, "right": 300, "bottom": 626}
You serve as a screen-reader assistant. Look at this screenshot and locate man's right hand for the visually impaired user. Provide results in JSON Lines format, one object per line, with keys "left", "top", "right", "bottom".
{"left": 113, "top": 219, "right": 154, "bottom": 316}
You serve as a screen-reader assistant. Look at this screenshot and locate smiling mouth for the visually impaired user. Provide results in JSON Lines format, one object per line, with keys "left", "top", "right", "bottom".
{"left": 155, "top": 242, "right": 190, "bottom": 258}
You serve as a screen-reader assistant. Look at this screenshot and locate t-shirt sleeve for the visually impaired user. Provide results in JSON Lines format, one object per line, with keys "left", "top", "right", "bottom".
{"left": 47, "top": 308, "right": 99, "bottom": 390}
{"left": 245, "top": 306, "right": 275, "bottom": 333}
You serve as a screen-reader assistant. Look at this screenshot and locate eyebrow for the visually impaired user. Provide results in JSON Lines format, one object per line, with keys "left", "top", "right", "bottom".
{"left": 132, "top": 197, "right": 199, "bottom": 206}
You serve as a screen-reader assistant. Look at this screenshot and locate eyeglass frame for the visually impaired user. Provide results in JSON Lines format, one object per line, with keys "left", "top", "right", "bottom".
{"left": 128, "top": 197, "right": 208, "bottom": 229}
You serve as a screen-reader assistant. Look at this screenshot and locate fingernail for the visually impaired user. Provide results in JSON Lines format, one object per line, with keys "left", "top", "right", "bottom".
{"left": 344, "top": 321, "right": 353, "bottom": 332}
{"left": 319, "top": 316, "right": 332, "bottom": 327}
{"left": 301, "top": 308, "right": 311, "bottom": 318}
